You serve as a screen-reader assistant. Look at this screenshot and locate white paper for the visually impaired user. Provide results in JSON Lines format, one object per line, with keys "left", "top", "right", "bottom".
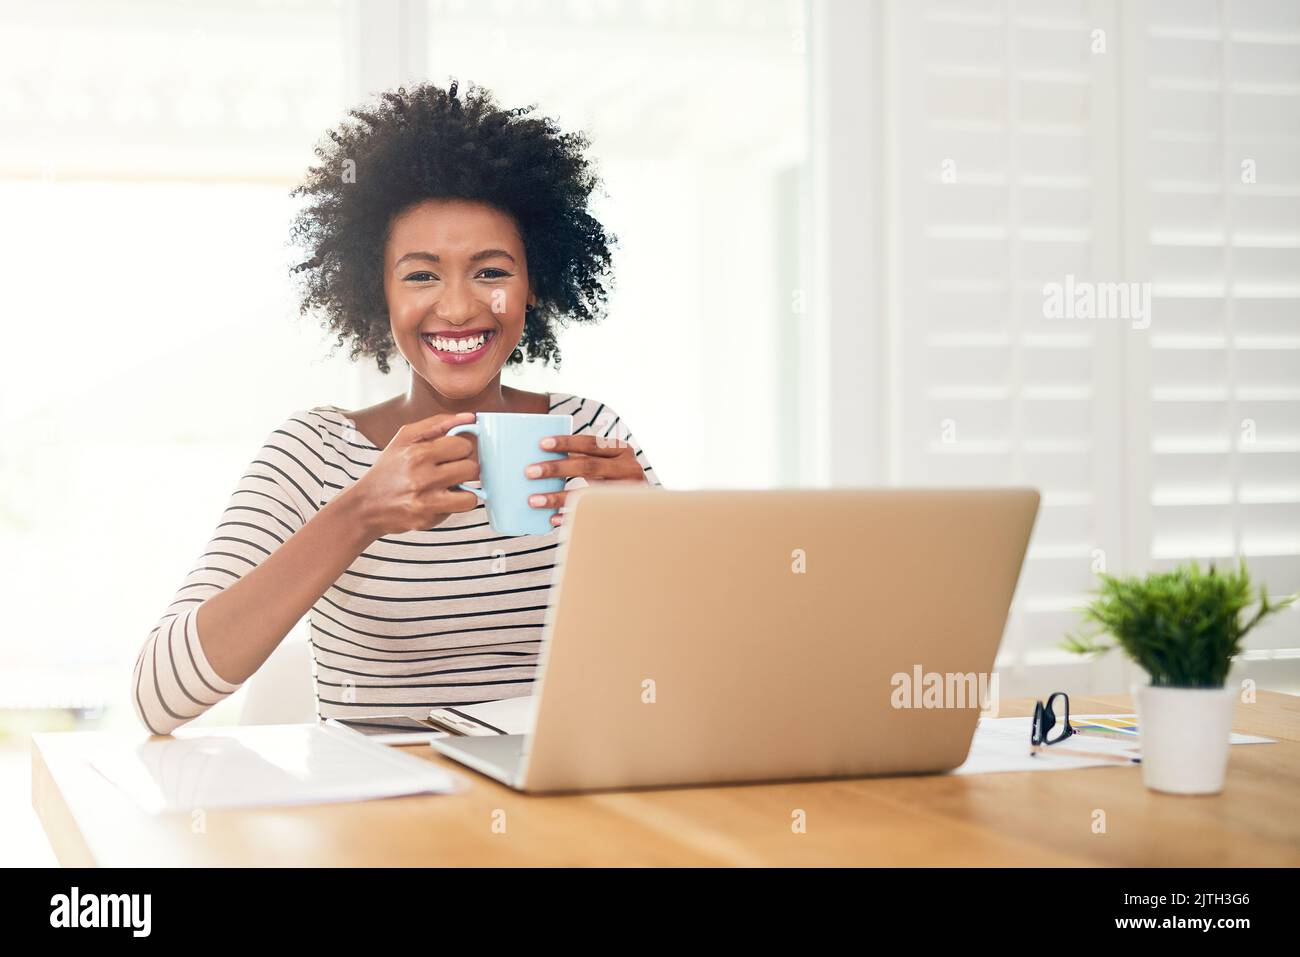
{"left": 951, "top": 714, "right": 1273, "bottom": 776}
{"left": 90, "top": 723, "right": 461, "bottom": 814}
{"left": 951, "top": 716, "right": 1137, "bottom": 775}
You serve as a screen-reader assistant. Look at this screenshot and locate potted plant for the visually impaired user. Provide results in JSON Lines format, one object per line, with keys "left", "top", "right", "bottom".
{"left": 1064, "top": 559, "right": 1294, "bottom": 795}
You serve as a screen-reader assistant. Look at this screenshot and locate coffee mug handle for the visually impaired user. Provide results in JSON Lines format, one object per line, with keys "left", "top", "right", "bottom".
{"left": 445, "top": 424, "right": 487, "bottom": 501}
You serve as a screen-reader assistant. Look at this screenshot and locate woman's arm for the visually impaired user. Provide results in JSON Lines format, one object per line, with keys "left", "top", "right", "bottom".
{"left": 131, "top": 412, "right": 340, "bottom": 734}
{"left": 131, "top": 409, "right": 478, "bottom": 735}
{"left": 192, "top": 486, "right": 378, "bottom": 684}
{"left": 131, "top": 487, "right": 378, "bottom": 734}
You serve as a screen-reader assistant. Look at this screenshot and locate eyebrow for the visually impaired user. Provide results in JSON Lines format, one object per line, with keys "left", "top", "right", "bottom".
{"left": 394, "top": 249, "right": 517, "bottom": 269}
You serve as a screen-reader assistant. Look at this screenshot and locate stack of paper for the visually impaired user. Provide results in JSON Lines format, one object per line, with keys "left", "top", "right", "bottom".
{"left": 953, "top": 714, "right": 1273, "bottom": 776}
{"left": 91, "top": 723, "right": 461, "bottom": 813}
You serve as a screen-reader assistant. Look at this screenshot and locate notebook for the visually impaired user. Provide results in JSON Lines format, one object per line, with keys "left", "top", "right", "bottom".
{"left": 427, "top": 696, "right": 537, "bottom": 736}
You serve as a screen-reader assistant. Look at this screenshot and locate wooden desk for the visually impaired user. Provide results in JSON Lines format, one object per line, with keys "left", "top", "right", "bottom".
{"left": 31, "top": 692, "right": 1300, "bottom": 866}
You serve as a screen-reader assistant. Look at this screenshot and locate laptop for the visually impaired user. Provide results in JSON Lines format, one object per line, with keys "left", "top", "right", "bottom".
{"left": 431, "top": 486, "right": 1040, "bottom": 793}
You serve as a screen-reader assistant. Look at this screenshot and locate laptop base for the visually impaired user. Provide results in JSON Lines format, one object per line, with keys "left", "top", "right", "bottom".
{"left": 430, "top": 733, "right": 529, "bottom": 788}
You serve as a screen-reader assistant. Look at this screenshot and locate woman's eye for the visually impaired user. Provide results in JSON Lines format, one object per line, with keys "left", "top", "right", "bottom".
{"left": 478, "top": 268, "right": 510, "bottom": 279}
{"left": 404, "top": 271, "right": 436, "bottom": 282}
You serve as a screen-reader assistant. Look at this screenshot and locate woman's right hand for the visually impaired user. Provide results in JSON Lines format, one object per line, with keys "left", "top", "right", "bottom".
{"left": 345, "top": 411, "right": 481, "bottom": 537}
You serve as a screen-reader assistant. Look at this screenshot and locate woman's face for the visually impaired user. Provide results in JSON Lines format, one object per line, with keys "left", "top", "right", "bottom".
{"left": 384, "top": 198, "right": 534, "bottom": 399}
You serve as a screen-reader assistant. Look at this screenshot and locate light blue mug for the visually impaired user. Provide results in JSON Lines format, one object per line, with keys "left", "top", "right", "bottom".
{"left": 447, "top": 413, "right": 572, "bottom": 536}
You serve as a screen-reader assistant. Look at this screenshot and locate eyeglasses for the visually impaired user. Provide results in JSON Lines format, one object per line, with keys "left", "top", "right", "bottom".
{"left": 1031, "top": 691, "right": 1076, "bottom": 746}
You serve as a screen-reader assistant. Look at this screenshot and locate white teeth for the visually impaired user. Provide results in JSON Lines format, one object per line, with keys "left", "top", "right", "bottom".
{"left": 427, "top": 333, "right": 488, "bottom": 353}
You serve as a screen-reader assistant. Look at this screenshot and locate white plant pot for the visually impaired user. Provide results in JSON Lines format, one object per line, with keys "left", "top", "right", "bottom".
{"left": 1132, "top": 683, "right": 1237, "bottom": 795}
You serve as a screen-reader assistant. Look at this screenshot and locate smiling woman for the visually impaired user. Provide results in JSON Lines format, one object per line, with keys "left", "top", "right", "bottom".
{"left": 385, "top": 199, "right": 536, "bottom": 393}
{"left": 291, "top": 80, "right": 613, "bottom": 377}
{"left": 130, "top": 79, "right": 660, "bottom": 735}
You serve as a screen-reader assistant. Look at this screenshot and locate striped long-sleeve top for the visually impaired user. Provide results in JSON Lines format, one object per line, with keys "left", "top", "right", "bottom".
{"left": 132, "top": 392, "right": 660, "bottom": 735}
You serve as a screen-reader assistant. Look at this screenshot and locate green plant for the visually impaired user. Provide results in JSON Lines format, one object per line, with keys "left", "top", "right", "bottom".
{"left": 1063, "top": 559, "right": 1296, "bottom": 688}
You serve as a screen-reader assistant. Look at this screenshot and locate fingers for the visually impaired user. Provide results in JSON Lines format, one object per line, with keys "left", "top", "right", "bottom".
{"left": 439, "top": 489, "right": 484, "bottom": 514}
{"left": 528, "top": 490, "right": 568, "bottom": 528}
{"left": 527, "top": 489, "right": 567, "bottom": 510}
{"left": 416, "top": 432, "right": 477, "bottom": 466}
{"left": 415, "top": 454, "right": 479, "bottom": 491}
{"left": 393, "top": 411, "right": 477, "bottom": 446}
{"left": 524, "top": 453, "right": 617, "bottom": 481}
{"left": 538, "top": 433, "right": 629, "bottom": 457}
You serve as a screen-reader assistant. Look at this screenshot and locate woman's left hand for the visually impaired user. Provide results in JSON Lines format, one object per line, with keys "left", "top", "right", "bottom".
{"left": 525, "top": 434, "right": 647, "bottom": 527}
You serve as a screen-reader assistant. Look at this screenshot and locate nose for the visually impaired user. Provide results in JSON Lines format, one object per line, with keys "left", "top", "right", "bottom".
{"left": 433, "top": 275, "right": 477, "bottom": 323}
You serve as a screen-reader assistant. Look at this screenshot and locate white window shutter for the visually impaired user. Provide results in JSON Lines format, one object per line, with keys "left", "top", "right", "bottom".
{"left": 886, "top": 0, "right": 1299, "bottom": 686}
{"left": 1123, "top": 0, "right": 1300, "bottom": 655}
